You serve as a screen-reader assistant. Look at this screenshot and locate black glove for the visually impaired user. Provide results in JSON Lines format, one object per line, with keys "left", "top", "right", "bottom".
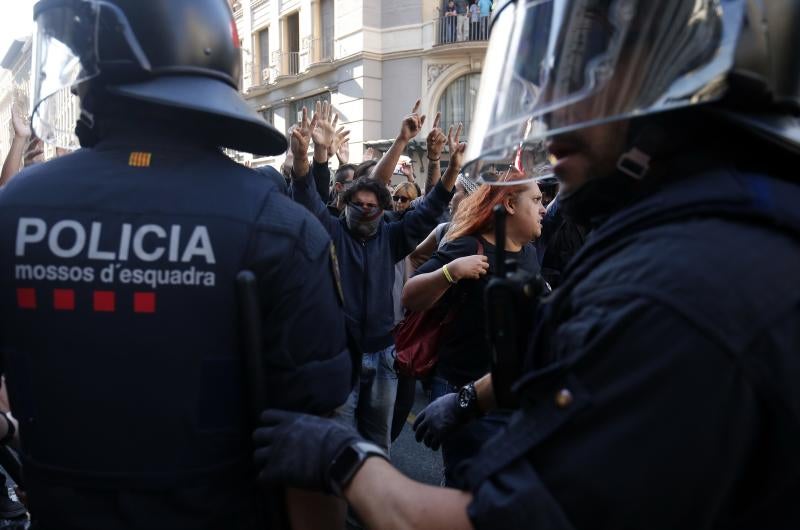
{"left": 253, "top": 409, "right": 362, "bottom": 493}
{"left": 412, "top": 392, "right": 471, "bottom": 451}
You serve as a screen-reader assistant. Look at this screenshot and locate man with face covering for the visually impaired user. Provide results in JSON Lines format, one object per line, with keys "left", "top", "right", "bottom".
{"left": 252, "top": 1, "right": 800, "bottom": 529}
{"left": 288, "top": 103, "right": 460, "bottom": 452}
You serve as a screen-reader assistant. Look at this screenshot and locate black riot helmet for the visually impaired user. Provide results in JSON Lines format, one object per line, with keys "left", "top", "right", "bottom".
{"left": 31, "top": 0, "right": 287, "bottom": 155}
{"left": 466, "top": 0, "right": 800, "bottom": 185}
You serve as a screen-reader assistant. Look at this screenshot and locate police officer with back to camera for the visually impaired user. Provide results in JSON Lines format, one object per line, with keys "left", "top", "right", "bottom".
{"left": 0, "top": 0, "right": 354, "bottom": 529}
{"left": 249, "top": 0, "right": 800, "bottom": 528}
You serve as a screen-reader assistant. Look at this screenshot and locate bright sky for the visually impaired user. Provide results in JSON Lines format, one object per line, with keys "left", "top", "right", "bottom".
{"left": 0, "top": 0, "right": 36, "bottom": 66}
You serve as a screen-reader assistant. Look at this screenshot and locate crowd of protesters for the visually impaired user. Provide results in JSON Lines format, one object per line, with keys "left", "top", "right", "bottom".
{"left": 264, "top": 99, "right": 557, "bottom": 478}
{"left": 0, "top": 92, "right": 567, "bottom": 525}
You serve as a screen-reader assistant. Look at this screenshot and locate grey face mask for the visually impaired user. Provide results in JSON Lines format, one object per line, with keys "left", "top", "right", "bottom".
{"left": 345, "top": 203, "right": 382, "bottom": 238}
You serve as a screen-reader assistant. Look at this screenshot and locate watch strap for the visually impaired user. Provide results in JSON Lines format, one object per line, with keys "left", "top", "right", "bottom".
{"left": 328, "top": 441, "right": 388, "bottom": 497}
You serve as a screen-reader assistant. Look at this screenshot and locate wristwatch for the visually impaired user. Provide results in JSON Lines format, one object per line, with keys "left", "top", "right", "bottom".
{"left": 328, "top": 441, "right": 388, "bottom": 497}
{"left": 457, "top": 381, "right": 480, "bottom": 419}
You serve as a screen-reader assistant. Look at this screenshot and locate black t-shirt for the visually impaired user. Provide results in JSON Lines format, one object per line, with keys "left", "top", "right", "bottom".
{"left": 414, "top": 235, "right": 539, "bottom": 386}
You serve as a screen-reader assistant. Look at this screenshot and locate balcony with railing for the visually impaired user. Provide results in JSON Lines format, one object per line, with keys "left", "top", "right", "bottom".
{"left": 261, "top": 66, "right": 273, "bottom": 84}
{"left": 434, "top": 14, "right": 491, "bottom": 46}
{"left": 272, "top": 50, "right": 300, "bottom": 78}
{"left": 303, "top": 36, "right": 334, "bottom": 66}
{"left": 231, "top": 0, "right": 242, "bottom": 18}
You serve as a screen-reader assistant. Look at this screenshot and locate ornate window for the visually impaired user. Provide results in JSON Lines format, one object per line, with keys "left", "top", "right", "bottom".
{"left": 437, "top": 73, "right": 481, "bottom": 140}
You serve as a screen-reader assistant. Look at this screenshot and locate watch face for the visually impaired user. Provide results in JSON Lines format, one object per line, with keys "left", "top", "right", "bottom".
{"left": 458, "top": 385, "right": 474, "bottom": 409}
{"left": 329, "top": 446, "right": 360, "bottom": 485}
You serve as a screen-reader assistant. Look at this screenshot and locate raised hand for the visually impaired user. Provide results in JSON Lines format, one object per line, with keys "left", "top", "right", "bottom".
{"left": 291, "top": 107, "right": 313, "bottom": 156}
{"left": 399, "top": 99, "right": 426, "bottom": 143}
{"left": 447, "top": 122, "right": 467, "bottom": 172}
{"left": 336, "top": 135, "right": 350, "bottom": 165}
{"left": 290, "top": 107, "right": 316, "bottom": 175}
{"left": 329, "top": 125, "right": 351, "bottom": 163}
{"left": 400, "top": 161, "right": 415, "bottom": 183}
{"left": 11, "top": 113, "right": 31, "bottom": 140}
{"left": 312, "top": 100, "right": 337, "bottom": 153}
{"left": 426, "top": 111, "right": 446, "bottom": 160}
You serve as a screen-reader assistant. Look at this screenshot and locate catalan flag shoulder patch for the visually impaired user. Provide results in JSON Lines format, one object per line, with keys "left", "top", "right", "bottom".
{"left": 128, "top": 152, "right": 152, "bottom": 167}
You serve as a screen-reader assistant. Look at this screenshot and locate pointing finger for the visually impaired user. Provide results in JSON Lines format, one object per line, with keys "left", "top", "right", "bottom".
{"left": 433, "top": 111, "right": 441, "bottom": 130}
{"left": 411, "top": 99, "right": 421, "bottom": 115}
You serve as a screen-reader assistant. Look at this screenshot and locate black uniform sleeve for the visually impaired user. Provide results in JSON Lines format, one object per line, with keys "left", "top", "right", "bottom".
{"left": 290, "top": 165, "right": 340, "bottom": 236}
{"left": 244, "top": 191, "right": 352, "bottom": 415}
{"left": 388, "top": 181, "right": 454, "bottom": 263}
{"left": 312, "top": 161, "right": 332, "bottom": 205}
{"left": 464, "top": 300, "right": 761, "bottom": 530}
{"left": 413, "top": 236, "right": 480, "bottom": 276}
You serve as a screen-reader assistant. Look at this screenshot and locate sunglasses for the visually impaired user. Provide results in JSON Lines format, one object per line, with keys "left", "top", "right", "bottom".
{"left": 393, "top": 196, "right": 411, "bottom": 204}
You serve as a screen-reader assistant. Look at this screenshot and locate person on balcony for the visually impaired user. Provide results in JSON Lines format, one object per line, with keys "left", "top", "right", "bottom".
{"left": 455, "top": 0, "right": 469, "bottom": 41}
{"left": 478, "top": 0, "right": 492, "bottom": 39}
{"left": 444, "top": 1, "right": 457, "bottom": 43}
{"left": 469, "top": 1, "right": 480, "bottom": 40}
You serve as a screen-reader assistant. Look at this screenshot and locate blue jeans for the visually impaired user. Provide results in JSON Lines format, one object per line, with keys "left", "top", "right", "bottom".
{"left": 334, "top": 345, "right": 398, "bottom": 453}
{"left": 429, "top": 376, "right": 510, "bottom": 488}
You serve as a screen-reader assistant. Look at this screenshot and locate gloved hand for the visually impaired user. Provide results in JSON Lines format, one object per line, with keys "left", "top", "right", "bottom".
{"left": 412, "top": 392, "right": 470, "bottom": 451}
{"left": 253, "top": 409, "right": 362, "bottom": 493}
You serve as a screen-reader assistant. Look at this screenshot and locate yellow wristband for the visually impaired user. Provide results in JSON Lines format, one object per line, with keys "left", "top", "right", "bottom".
{"left": 441, "top": 264, "right": 457, "bottom": 284}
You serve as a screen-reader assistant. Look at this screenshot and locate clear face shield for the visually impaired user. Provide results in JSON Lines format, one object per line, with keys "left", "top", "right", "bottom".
{"left": 31, "top": 0, "right": 151, "bottom": 148}
{"left": 465, "top": 0, "right": 746, "bottom": 185}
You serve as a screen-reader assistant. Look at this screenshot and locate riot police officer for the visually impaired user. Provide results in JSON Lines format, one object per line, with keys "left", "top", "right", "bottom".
{"left": 0, "top": 1, "right": 352, "bottom": 528}
{"left": 250, "top": 1, "right": 800, "bottom": 528}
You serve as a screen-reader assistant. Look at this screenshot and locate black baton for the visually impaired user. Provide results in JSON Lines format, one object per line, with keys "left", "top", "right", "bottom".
{"left": 236, "top": 271, "right": 289, "bottom": 530}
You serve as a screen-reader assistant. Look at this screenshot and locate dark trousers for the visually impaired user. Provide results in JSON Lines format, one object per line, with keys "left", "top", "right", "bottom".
{"left": 391, "top": 375, "right": 417, "bottom": 442}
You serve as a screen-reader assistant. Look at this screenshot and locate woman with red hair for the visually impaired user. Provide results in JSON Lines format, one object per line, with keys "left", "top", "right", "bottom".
{"left": 402, "top": 169, "right": 546, "bottom": 487}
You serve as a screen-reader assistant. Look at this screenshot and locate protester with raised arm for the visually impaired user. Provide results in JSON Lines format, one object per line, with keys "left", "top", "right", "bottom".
{"left": 372, "top": 100, "right": 426, "bottom": 190}
{"left": 1, "top": 113, "right": 41, "bottom": 188}
{"left": 289, "top": 102, "right": 456, "bottom": 452}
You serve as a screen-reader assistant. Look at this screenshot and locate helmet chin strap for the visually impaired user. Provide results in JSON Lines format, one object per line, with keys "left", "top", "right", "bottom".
{"left": 75, "top": 108, "right": 98, "bottom": 149}
{"left": 560, "top": 118, "right": 671, "bottom": 226}
{"left": 616, "top": 147, "right": 651, "bottom": 180}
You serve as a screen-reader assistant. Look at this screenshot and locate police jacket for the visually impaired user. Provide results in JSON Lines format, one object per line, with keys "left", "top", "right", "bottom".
{"left": 291, "top": 162, "right": 453, "bottom": 352}
{"left": 463, "top": 161, "right": 800, "bottom": 529}
{"left": 0, "top": 129, "right": 352, "bottom": 530}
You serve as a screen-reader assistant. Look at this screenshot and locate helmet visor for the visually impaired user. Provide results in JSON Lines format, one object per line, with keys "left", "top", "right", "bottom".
{"left": 466, "top": 0, "right": 745, "bottom": 184}
{"left": 31, "top": 0, "right": 150, "bottom": 148}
